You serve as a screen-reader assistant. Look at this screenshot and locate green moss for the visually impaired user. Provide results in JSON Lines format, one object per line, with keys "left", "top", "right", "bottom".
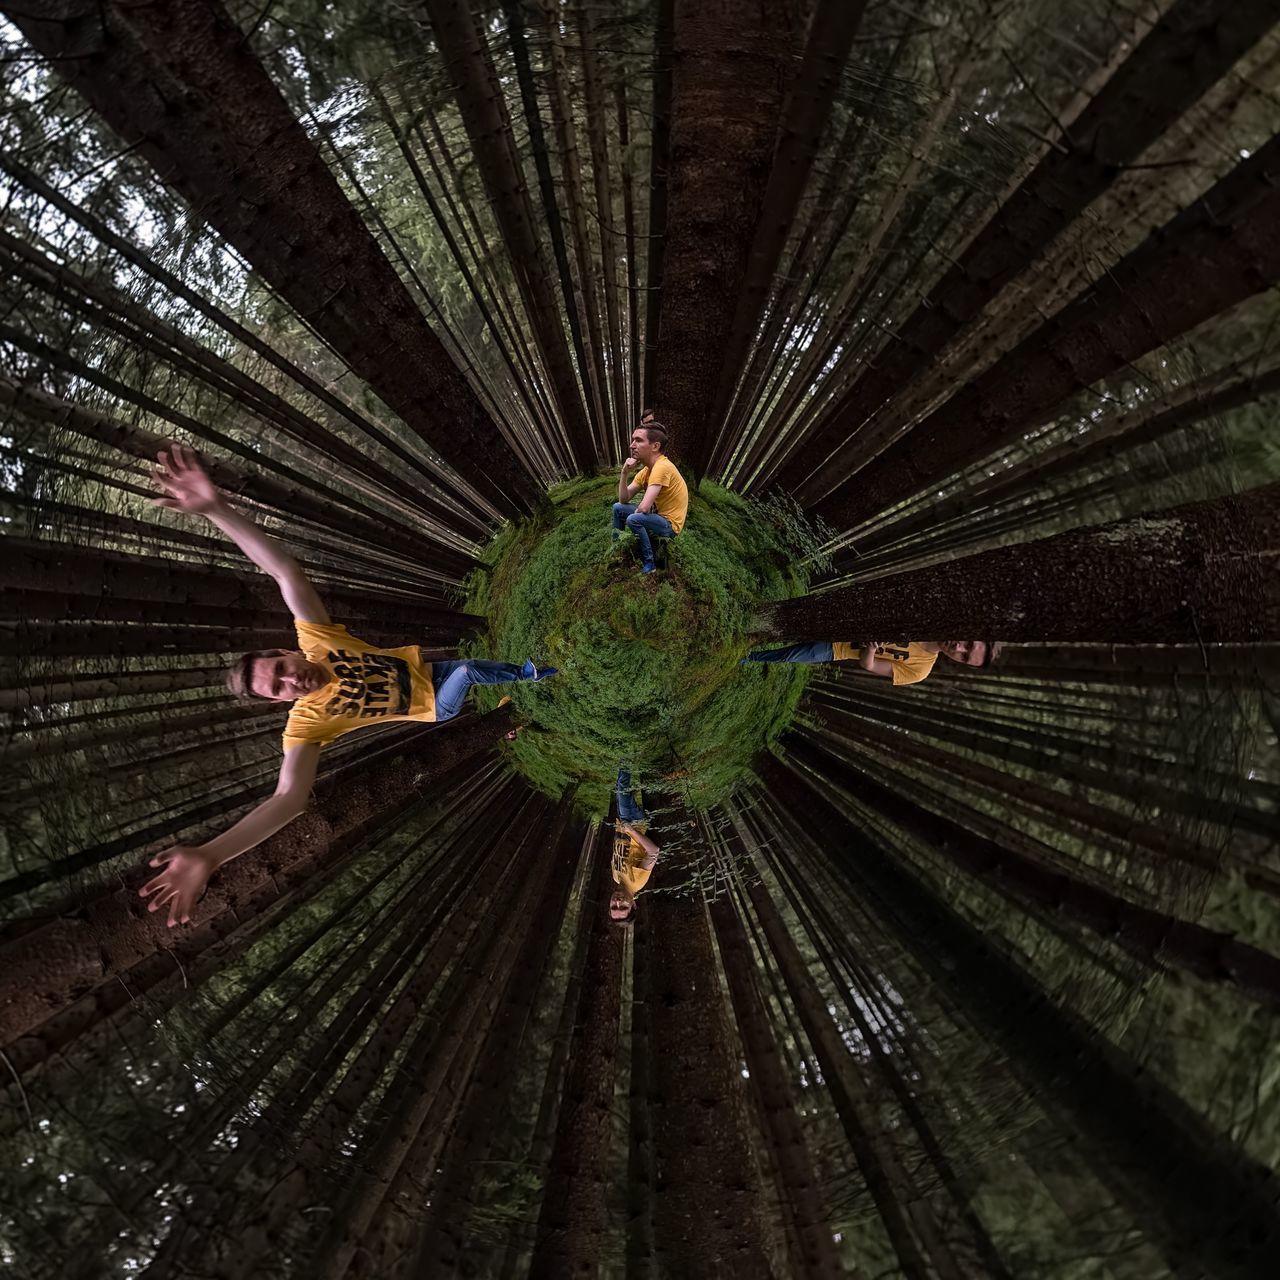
{"left": 466, "top": 475, "right": 820, "bottom": 816}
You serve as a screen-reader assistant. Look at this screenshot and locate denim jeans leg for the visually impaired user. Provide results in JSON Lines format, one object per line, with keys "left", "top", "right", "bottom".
{"left": 624, "top": 511, "right": 674, "bottom": 565}
{"left": 612, "top": 502, "right": 636, "bottom": 540}
{"left": 615, "top": 766, "right": 647, "bottom": 825}
{"left": 432, "top": 659, "right": 527, "bottom": 721}
{"left": 741, "top": 641, "right": 835, "bottom": 664}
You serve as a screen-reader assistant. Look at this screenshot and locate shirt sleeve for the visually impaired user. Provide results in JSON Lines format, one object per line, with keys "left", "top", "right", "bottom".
{"left": 293, "top": 619, "right": 355, "bottom": 658}
{"left": 650, "top": 458, "right": 673, "bottom": 487}
{"left": 891, "top": 653, "right": 938, "bottom": 685}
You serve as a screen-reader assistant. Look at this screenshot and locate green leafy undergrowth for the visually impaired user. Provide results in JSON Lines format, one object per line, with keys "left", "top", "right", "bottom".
{"left": 466, "top": 475, "right": 819, "bottom": 816}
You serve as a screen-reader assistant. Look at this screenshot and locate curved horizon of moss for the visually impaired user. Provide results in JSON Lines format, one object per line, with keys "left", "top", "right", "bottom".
{"left": 465, "top": 474, "right": 824, "bottom": 817}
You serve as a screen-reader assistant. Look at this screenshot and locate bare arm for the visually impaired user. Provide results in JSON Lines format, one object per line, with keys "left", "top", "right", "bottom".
{"left": 139, "top": 742, "right": 322, "bottom": 926}
{"left": 618, "top": 456, "right": 643, "bottom": 504}
{"left": 620, "top": 823, "right": 660, "bottom": 864}
{"left": 857, "top": 642, "right": 895, "bottom": 679}
{"left": 634, "top": 482, "right": 663, "bottom": 515}
{"left": 154, "top": 442, "right": 329, "bottom": 624}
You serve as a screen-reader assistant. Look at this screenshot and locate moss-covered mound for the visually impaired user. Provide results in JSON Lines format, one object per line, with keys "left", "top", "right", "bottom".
{"left": 466, "top": 475, "right": 820, "bottom": 816}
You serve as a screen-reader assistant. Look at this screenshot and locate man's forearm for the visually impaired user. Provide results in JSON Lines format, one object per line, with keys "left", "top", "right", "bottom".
{"left": 617, "top": 464, "right": 631, "bottom": 504}
{"left": 199, "top": 793, "right": 307, "bottom": 867}
{"left": 206, "top": 500, "right": 299, "bottom": 580}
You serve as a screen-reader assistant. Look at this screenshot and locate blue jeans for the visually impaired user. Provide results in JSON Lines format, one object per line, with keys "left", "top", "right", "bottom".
{"left": 431, "top": 659, "right": 527, "bottom": 722}
{"left": 616, "top": 767, "right": 647, "bottom": 825}
{"left": 612, "top": 503, "right": 674, "bottom": 566}
{"left": 741, "top": 641, "right": 835, "bottom": 665}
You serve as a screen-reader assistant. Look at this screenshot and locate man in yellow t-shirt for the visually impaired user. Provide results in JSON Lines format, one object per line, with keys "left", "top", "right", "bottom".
{"left": 612, "top": 419, "right": 689, "bottom": 573}
{"left": 741, "top": 640, "right": 1000, "bottom": 685}
{"left": 610, "top": 766, "right": 661, "bottom": 922}
{"left": 136, "top": 443, "right": 554, "bottom": 929}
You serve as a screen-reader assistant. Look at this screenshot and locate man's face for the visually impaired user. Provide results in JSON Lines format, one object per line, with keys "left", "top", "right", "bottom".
{"left": 938, "top": 640, "right": 988, "bottom": 667}
{"left": 251, "top": 651, "right": 330, "bottom": 701}
{"left": 630, "top": 428, "right": 659, "bottom": 467}
{"left": 609, "top": 890, "right": 634, "bottom": 921}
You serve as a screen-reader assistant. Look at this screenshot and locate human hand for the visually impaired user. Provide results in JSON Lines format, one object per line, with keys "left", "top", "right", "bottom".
{"left": 624, "top": 456, "right": 637, "bottom": 469}
{"left": 138, "top": 845, "right": 222, "bottom": 927}
{"left": 152, "top": 442, "right": 224, "bottom": 516}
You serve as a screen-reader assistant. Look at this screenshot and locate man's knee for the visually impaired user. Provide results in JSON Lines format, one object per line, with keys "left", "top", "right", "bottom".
{"left": 613, "top": 502, "right": 631, "bottom": 516}
{"left": 625, "top": 512, "right": 644, "bottom": 528}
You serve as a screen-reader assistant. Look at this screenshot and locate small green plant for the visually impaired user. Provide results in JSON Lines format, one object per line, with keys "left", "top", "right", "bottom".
{"left": 466, "top": 475, "right": 820, "bottom": 816}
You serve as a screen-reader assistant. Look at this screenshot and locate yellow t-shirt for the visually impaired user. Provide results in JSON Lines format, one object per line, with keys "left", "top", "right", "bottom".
{"left": 612, "top": 828, "right": 654, "bottom": 896}
{"left": 831, "top": 641, "right": 938, "bottom": 686}
{"left": 282, "top": 620, "right": 437, "bottom": 751}
{"left": 632, "top": 455, "right": 689, "bottom": 534}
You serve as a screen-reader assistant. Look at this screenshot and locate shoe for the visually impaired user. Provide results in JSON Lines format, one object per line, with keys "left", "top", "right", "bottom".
{"left": 520, "top": 660, "right": 558, "bottom": 681}
{"left": 641, "top": 560, "right": 656, "bottom": 574}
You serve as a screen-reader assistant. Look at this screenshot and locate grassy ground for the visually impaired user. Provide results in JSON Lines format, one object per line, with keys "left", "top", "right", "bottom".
{"left": 465, "top": 474, "right": 823, "bottom": 817}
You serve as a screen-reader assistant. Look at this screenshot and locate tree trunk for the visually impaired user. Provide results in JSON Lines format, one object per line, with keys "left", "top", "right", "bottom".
{"left": 649, "top": 0, "right": 791, "bottom": 478}
{"left": 528, "top": 823, "right": 626, "bottom": 1278}
{"left": 789, "top": 726, "right": 1280, "bottom": 1012}
{"left": 6, "top": 0, "right": 534, "bottom": 518}
{"left": 422, "top": 0, "right": 595, "bottom": 471}
{"left": 777, "top": 0, "right": 1280, "bottom": 503}
{"left": 761, "top": 482, "right": 1279, "bottom": 643}
{"left": 0, "top": 706, "right": 514, "bottom": 1051}
{"left": 706, "top": 864, "right": 844, "bottom": 1280}
{"left": 641, "top": 0, "right": 675, "bottom": 412}
{"left": 806, "top": 132, "right": 1280, "bottom": 526}
{"left": 758, "top": 750, "right": 1280, "bottom": 1280}
{"left": 646, "top": 848, "right": 776, "bottom": 1279}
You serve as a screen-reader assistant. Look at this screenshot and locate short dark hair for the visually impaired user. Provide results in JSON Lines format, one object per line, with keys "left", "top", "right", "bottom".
{"left": 639, "top": 421, "right": 668, "bottom": 451}
{"left": 226, "top": 648, "right": 289, "bottom": 703}
{"left": 979, "top": 642, "right": 1003, "bottom": 669}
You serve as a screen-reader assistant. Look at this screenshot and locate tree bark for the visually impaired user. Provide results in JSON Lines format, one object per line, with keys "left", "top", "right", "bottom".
{"left": 776, "top": 0, "right": 1280, "bottom": 503}
{"left": 649, "top": 0, "right": 791, "bottom": 479}
{"left": 646, "top": 847, "right": 776, "bottom": 1279}
{"left": 706, "top": 865, "right": 844, "bottom": 1280}
{"left": 806, "top": 132, "right": 1280, "bottom": 528}
{"left": 528, "top": 823, "right": 626, "bottom": 1278}
{"left": 758, "top": 749, "right": 1280, "bottom": 1280}
{"left": 5, "top": 0, "right": 533, "bottom": 518}
{"left": 0, "top": 706, "right": 514, "bottom": 1052}
{"left": 423, "top": 0, "right": 594, "bottom": 471}
{"left": 761, "top": 482, "right": 1279, "bottom": 643}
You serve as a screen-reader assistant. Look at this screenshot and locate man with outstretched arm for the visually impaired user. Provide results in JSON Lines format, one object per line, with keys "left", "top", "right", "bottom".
{"left": 612, "top": 419, "right": 688, "bottom": 573}
{"left": 741, "top": 640, "right": 1000, "bottom": 686}
{"left": 138, "top": 443, "right": 554, "bottom": 928}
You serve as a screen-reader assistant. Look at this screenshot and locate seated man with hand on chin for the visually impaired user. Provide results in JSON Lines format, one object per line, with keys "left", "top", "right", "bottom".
{"left": 612, "top": 419, "right": 688, "bottom": 574}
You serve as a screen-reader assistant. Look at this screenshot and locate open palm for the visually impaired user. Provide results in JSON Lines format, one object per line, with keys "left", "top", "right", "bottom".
{"left": 153, "top": 442, "right": 221, "bottom": 515}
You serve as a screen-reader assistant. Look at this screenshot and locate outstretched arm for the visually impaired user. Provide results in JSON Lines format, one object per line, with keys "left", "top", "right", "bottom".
{"left": 139, "top": 742, "right": 322, "bottom": 926}
{"left": 153, "top": 442, "right": 329, "bottom": 624}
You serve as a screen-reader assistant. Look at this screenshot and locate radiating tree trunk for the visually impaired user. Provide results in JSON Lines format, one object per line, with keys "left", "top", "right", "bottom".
{"left": 761, "top": 482, "right": 1279, "bottom": 643}
{"left": 641, "top": 0, "right": 675, "bottom": 412}
{"left": 706, "top": 863, "right": 844, "bottom": 1279}
{"left": 736, "top": 850, "right": 962, "bottom": 1280}
{"left": 5, "top": 0, "right": 535, "bottom": 518}
{"left": 776, "top": 0, "right": 1279, "bottom": 503}
{"left": 789, "top": 725, "right": 1280, "bottom": 1009}
{"left": 646, "top": 847, "right": 776, "bottom": 1279}
{"left": 528, "top": 823, "right": 626, "bottom": 1278}
{"left": 805, "top": 132, "right": 1280, "bottom": 526}
{"left": 423, "top": 0, "right": 595, "bottom": 471}
{"left": 648, "top": 0, "right": 790, "bottom": 478}
{"left": 706, "top": 0, "right": 867, "bottom": 473}
{"left": 758, "top": 750, "right": 1280, "bottom": 1280}
{"left": 0, "top": 706, "right": 514, "bottom": 1051}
